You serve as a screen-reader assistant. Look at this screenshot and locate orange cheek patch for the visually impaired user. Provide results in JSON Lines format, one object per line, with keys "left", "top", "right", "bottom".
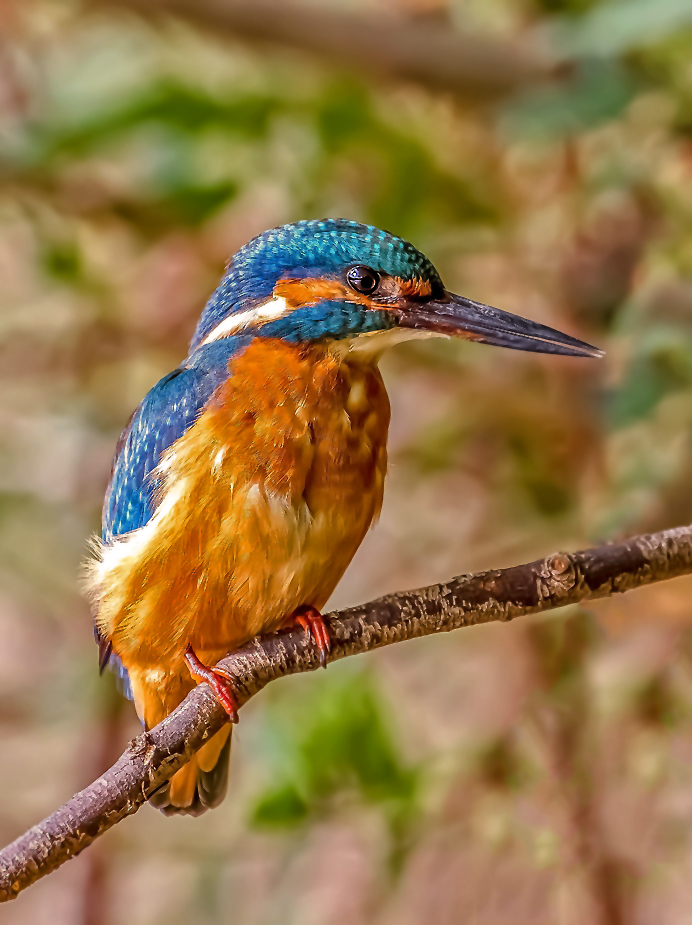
{"left": 274, "top": 275, "right": 433, "bottom": 312}
{"left": 394, "top": 277, "right": 433, "bottom": 298}
{"left": 274, "top": 277, "right": 366, "bottom": 308}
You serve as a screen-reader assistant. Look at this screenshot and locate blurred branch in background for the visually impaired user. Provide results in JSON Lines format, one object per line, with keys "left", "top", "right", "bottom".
{"left": 91, "top": 0, "right": 555, "bottom": 99}
{"left": 2, "top": 520, "right": 692, "bottom": 905}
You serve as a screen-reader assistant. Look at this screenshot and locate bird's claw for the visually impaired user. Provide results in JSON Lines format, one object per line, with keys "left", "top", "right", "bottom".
{"left": 184, "top": 645, "right": 239, "bottom": 723}
{"left": 293, "top": 606, "right": 331, "bottom": 668}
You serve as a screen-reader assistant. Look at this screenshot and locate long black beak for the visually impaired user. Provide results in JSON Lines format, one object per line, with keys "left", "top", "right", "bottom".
{"left": 397, "top": 292, "right": 603, "bottom": 358}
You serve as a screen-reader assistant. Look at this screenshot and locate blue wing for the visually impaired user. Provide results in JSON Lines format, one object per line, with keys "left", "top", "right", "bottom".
{"left": 103, "top": 366, "right": 204, "bottom": 543}
{"left": 97, "top": 337, "right": 251, "bottom": 688}
{"left": 103, "top": 337, "right": 250, "bottom": 542}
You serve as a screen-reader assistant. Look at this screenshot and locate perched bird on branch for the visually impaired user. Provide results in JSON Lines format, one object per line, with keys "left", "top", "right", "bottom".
{"left": 85, "top": 219, "right": 600, "bottom": 815}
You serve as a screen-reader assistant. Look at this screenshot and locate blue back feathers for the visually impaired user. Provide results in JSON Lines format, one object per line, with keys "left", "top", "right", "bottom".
{"left": 191, "top": 218, "right": 443, "bottom": 349}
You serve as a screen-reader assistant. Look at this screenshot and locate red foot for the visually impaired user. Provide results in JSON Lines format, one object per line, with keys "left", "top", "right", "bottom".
{"left": 292, "top": 606, "right": 331, "bottom": 669}
{"left": 184, "top": 645, "right": 239, "bottom": 723}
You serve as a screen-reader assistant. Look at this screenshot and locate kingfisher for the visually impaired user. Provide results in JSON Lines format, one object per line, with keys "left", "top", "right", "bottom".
{"left": 86, "top": 219, "right": 600, "bottom": 816}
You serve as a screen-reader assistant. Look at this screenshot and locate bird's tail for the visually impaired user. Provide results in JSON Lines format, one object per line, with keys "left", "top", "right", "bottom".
{"left": 130, "top": 670, "right": 232, "bottom": 816}
{"left": 149, "top": 726, "right": 232, "bottom": 816}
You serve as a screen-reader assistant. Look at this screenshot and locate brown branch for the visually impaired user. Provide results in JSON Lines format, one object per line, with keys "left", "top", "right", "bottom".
{"left": 90, "top": 0, "right": 555, "bottom": 99}
{"left": 2, "top": 522, "right": 692, "bottom": 902}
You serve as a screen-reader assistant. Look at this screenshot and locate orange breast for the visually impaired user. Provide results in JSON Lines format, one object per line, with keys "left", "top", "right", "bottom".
{"left": 97, "top": 338, "right": 390, "bottom": 670}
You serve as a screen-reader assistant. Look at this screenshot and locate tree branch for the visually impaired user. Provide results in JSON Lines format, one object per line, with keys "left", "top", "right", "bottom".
{"left": 2, "top": 522, "right": 692, "bottom": 902}
{"left": 90, "top": 0, "right": 554, "bottom": 99}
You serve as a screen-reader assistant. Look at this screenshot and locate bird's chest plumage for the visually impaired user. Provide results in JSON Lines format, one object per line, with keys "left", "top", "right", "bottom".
{"left": 101, "top": 339, "right": 389, "bottom": 666}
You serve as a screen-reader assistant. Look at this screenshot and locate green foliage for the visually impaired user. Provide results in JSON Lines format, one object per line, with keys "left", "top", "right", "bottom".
{"left": 251, "top": 669, "right": 418, "bottom": 829}
{"left": 251, "top": 784, "right": 309, "bottom": 828}
{"left": 312, "top": 79, "right": 497, "bottom": 235}
{"left": 610, "top": 329, "right": 692, "bottom": 427}
{"left": 549, "top": 0, "right": 692, "bottom": 59}
{"left": 41, "top": 239, "right": 82, "bottom": 283}
{"left": 249, "top": 668, "right": 419, "bottom": 878}
{"left": 143, "top": 178, "right": 239, "bottom": 227}
{"left": 26, "top": 80, "right": 280, "bottom": 159}
{"left": 533, "top": 0, "right": 600, "bottom": 15}
{"left": 4, "top": 72, "right": 500, "bottom": 249}
{"left": 502, "top": 61, "right": 638, "bottom": 141}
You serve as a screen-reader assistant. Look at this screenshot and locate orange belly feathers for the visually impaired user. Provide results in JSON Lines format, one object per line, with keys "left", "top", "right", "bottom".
{"left": 93, "top": 338, "right": 389, "bottom": 736}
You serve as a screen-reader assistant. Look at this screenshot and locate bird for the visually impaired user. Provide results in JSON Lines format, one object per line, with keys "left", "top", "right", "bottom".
{"left": 85, "top": 218, "right": 601, "bottom": 816}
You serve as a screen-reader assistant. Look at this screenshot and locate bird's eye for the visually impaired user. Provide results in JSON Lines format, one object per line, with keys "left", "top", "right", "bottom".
{"left": 347, "top": 265, "right": 380, "bottom": 295}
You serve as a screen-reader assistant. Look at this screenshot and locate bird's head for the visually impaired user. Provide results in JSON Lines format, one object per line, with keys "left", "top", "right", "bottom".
{"left": 190, "top": 219, "right": 601, "bottom": 360}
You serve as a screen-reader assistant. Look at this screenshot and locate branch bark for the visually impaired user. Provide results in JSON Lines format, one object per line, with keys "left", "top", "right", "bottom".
{"left": 2, "top": 522, "right": 692, "bottom": 902}
{"left": 91, "top": 0, "right": 555, "bottom": 99}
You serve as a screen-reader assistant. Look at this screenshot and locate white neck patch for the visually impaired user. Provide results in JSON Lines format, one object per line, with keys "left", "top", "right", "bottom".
{"left": 201, "top": 296, "right": 291, "bottom": 345}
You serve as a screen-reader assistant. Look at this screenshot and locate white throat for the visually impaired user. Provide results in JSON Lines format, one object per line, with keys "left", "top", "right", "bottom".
{"left": 330, "top": 327, "right": 444, "bottom": 361}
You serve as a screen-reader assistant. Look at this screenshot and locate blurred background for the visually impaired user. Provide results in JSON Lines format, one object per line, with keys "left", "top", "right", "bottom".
{"left": 3, "top": 0, "right": 692, "bottom": 922}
